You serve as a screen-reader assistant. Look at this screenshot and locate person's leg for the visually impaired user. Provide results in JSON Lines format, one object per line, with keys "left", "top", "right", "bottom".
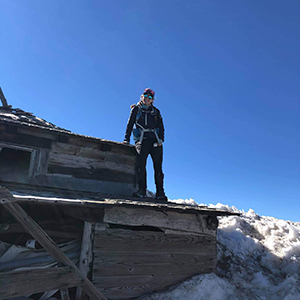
{"left": 150, "top": 145, "right": 166, "bottom": 199}
{"left": 134, "top": 140, "right": 152, "bottom": 196}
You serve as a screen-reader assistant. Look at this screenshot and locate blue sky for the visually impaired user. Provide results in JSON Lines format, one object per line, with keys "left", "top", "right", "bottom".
{"left": 1, "top": 0, "right": 299, "bottom": 221}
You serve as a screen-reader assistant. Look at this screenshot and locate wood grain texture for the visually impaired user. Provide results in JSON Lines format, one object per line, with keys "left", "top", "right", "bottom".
{"left": 0, "top": 188, "right": 107, "bottom": 300}
{"left": 93, "top": 251, "right": 216, "bottom": 276}
{"left": 47, "top": 165, "right": 135, "bottom": 184}
{"left": 30, "top": 174, "right": 136, "bottom": 195}
{"left": 0, "top": 267, "right": 83, "bottom": 299}
{"left": 67, "top": 136, "right": 136, "bottom": 157}
{"left": 29, "top": 148, "right": 50, "bottom": 178}
{"left": 51, "top": 142, "right": 136, "bottom": 165}
{"left": 0, "top": 129, "right": 52, "bottom": 149}
{"left": 93, "top": 273, "right": 214, "bottom": 299}
{"left": 92, "top": 227, "right": 216, "bottom": 299}
{"left": 48, "top": 152, "right": 135, "bottom": 175}
{"left": 18, "top": 126, "right": 58, "bottom": 141}
{"left": 94, "top": 229, "right": 216, "bottom": 254}
{"left": 103, "top": 207, "right": 215, "bottom": 235}
{"left": 60, "top": 288, "right": 70, "bottom": 300}
{"left": 76, "top": 222, "right": 95, "bottom": 300}
{"left": 0, "top": 142, "right": 33, "bottom": 152}
{"left": 61, "top": 207, "right": 105, "bottom": 223}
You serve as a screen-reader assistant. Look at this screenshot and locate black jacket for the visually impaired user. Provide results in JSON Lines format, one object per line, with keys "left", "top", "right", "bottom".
{"left": 124, "top": 104, "right": 165, "bottom": 143}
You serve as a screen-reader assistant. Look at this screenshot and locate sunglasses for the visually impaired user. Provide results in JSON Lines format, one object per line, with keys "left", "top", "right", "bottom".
{"left": 143, "top": 94, "right": 153, "bottom": 100}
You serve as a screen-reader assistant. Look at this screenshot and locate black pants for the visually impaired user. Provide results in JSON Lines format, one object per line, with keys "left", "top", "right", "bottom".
{"left": 135, "top": 138, "right": 164, "bottom": 195}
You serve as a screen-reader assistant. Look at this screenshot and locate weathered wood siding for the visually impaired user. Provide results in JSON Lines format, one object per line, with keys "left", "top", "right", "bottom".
{"left": 0, "top": 267, "right": 84, "bottom": 299}
{"left": 0, "top": 122, "right": 137, "bottom": 195}
{"left": 48, "top": 141, "right": 136, "bottom": 183}
{"left": 92, "top": 207, "right": 217, "bottom": 299}
{"left": 103, "top": 206, "right": 216, "bottom": 236}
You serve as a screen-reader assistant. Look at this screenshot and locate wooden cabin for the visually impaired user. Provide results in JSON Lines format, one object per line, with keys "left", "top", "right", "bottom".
{"left": 0, "top": 90, "right": 239, "bottom": 300}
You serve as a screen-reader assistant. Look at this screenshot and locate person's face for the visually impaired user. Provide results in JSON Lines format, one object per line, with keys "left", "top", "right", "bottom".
{"left": 142, "top": 94, "right": 154, "bottom": 106}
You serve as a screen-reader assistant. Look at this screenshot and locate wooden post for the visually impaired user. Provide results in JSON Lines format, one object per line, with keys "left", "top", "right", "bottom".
{"left": 76, "top": 221, "right": 95, "bottom": 300}
{"left": 0, "top": 87, "right": 9, "bottom": 107}
{"left": 60, "top": 288, "right": 71, "bottom": 300}
{"left": 0, "top": 187, "right": 107, "bottom": 300}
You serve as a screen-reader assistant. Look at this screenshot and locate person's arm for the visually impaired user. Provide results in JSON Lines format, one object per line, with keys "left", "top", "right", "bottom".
{"left": 157, "top": 109, "right": 165, "bottom": 143}
{"left": 124, "top": 106, "right": 138, "bottom": 143}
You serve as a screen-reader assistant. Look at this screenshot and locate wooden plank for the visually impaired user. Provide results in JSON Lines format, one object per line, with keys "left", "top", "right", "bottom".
{"left": 47, "top": 165, "right": 135, "bottom": 184}
{"left": 18, "top": 126, "right": 58, "bottom": 140}
{"left": 60, "top": 288, "right": 70, "bottom": 300}
{"left": 0, "top": 142, "right": 34, "bottom": 152}
{"left": 51, "top": 142, "right": 136, "bottom": 165}
{"left": 0, "top": 220, "right": 82, "bottom": 236}
{"left": 76, "top": 222, "right": 95, "bottom": 300}
{"left": 48, "top": 152, "right": 135, "bottom": 174}
{"left": 0, "top": 130, "right": 52, "bottom": 149}
{"left": 94, "top": 229, "right": 216, "bottom": 254}
{"left": 27, "top": 175, "right": 136, "bottom": 196}
{"left": 103, "top": 207, "right": 215, "bottom": 235}
{"left": 7, "top": 190, "right": 235, "bottom": 218}
{"left": 0, "top": 87, "right": 9, "bottom": 106}
{"left": 29, "top": 148, "right": 50, "bottom": 178}
{"left": 93, "top": 274, "right": 214, "bottom": 299}
{"left": 0, "top": 266, "right": 83, "bottom": 299}
{"left": 67, "top": 136, "right": 136, "bottom": 157}
{"left": 0, "top": 223, "right": 81, "bottom": 239}
{"left": 93, "top": 251, "right": 216, "bottom": 276}
{"left": 61, "top": 207, "right": 104, "bottom": 223}
{"left": 0, "top": 188, "right": 107, "bottom": 300}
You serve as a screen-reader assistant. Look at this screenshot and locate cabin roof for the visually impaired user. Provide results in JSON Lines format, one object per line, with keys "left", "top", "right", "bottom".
{"left": 3, "top": 183, "right": 240, "bottom": 218}
{"left": 0, "top": 106, "right": 131, "bottom": 147}
{"left": 0, "top": 106, "right": 70, "bottom": 133}
{"left": 8, "top": 188, "right": 239, "bottom": 217}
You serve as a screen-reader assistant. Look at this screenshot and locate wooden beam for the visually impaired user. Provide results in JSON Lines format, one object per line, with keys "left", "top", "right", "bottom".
{"left": 0, "top": 131, "right": 52, "bottom": 149}
{"left": 0, "top": 266, "right": 83, "bottom": 299}
{"left": 51, "top": 141, "right": 136, "bottom": 165}
{"left": 93, "top": 251, "right": 216, "bottom": 276}
{"left": 94, "top": 228, "right": 216, "bottom": 254}
{"left": 0, "top": 87, "right": 9, "bottom": 107}
{"left": 0, "top": 222, "right": 81, "bottom": 239}
{"left": 48, "top": 152, "right": 135, "bottom": 175}
{"left": 60, "top": 288, "right": 71, "bottom": 300}
{"left": 92, "top": 274, "right": 197, "bottom": 299}
{"left": 76, "top": 221, "right": 95, "bottom": 300}
{"left": 0, "top": 187, "right": 107, "bottom": 300}
{"left": 29, "top": 148, "right": 50, "bottom": 178}
{"left": 103, "top": 206, "right": 215, "bottom": 235}
{"left": 47, "top": 164, "right": 135, "bottom": 183}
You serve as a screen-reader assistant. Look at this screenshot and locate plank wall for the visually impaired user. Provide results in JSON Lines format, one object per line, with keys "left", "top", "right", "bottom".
{"left": 0, "top": 123, "right": 137, "bottom": 195}
{"left": 92, "top": 207, "right": 217, "bottom": 299}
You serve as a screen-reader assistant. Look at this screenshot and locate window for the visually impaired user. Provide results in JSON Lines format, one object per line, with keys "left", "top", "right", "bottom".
{"left": 0, "top": 147, "right": 32, "bottom": 181}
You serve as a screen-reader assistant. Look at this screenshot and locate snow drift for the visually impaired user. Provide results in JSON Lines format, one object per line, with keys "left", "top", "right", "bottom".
{"left": 138, "top": 201, "right": 300, "bottom": 300}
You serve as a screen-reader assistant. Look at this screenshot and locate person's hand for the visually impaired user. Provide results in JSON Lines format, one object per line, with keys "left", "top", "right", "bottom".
{"left": 157, "top": 139, "right": 163, "bottom": 146}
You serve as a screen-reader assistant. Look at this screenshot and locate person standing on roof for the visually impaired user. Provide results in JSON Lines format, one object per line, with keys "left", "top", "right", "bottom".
{"left": 123, "top": 88, "right": 167, "bottom": 201}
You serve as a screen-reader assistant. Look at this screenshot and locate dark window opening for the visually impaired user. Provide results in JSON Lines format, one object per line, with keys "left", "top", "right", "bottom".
{"left": 0, "top": 147, "right": 31, "bottom": 181}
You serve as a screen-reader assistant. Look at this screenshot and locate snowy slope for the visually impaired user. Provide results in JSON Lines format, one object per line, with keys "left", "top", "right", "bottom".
{"left": 138, "top": 201, "right": 300, "bottom": 300}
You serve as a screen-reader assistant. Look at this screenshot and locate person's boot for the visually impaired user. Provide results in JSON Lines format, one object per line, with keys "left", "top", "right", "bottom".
{"left": 132, "top": 189, "right": 146, "bottom": 198}
{"left": 155, "top": 190, "right": 168, "bottom": 202}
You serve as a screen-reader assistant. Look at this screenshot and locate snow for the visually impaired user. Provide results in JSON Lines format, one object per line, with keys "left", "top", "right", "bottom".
{"left": 138, "top": 200, "right": 300, "bottom": 300}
